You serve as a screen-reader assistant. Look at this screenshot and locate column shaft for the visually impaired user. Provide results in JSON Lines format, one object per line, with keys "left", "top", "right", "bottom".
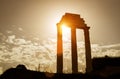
{"left": 71, "top": 27, "right": 78, "bottom": 73}
{"left": 57, "top": 24, "right": 63, "bottom": 73}
{"left": 84, "top": 28, "right": 92, "bottom": 73}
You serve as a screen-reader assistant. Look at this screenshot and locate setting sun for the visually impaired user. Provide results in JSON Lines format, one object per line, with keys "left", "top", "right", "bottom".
{"left": 62, "top": 24, "right": 70, "bottom": 33}
{"left": 61, "top": 24, "right": 71, "bottom": 41}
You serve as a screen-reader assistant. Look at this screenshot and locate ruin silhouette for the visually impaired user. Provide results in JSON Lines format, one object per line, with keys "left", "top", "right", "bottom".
{"left": 0, "top": 13, "right": 120, "bottom": 79}
{"left": 57, "top": 13, "right": 92, "bottom": 73}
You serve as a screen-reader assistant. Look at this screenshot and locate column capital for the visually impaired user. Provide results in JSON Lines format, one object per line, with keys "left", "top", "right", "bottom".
{"left": 83, "top": 26, "right": 90, "bottom": 30}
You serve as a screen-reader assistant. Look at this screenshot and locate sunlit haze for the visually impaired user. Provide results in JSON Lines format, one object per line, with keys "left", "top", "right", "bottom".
{"left": 0, "top": 0, "right": 120, "bottom": 74}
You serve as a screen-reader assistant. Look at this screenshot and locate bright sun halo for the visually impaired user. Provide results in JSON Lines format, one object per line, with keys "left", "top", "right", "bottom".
{"left": 61, "top": 24, "right": 71, "bottom": 41}
{"left": 61, "top": 24, "right": 70, "bottom": 34}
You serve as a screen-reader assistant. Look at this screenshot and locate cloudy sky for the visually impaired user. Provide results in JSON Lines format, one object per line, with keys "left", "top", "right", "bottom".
{"left": 0, "top": 0, "right": 120, "bottom": 74}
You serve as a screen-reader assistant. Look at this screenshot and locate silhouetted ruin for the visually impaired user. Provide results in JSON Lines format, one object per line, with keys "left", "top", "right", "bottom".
{"left": 57, "top": 13, "right": 92, "bottom": 73}
{"left": 0, "top": 13, "right": 120, "bottom": 79}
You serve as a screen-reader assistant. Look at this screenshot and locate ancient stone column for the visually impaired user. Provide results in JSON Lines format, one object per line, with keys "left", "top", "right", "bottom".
{"left": 84, "top": 27, "right": 93, "bottom": 73}
{"left": 57, "top": 23, "right": 63, "bottom": 73}
{"left": 71, "top": 27, "right": 78, "bottom": 73}
{"left": 56, "top": 13, "right": 93, "bottom": 73}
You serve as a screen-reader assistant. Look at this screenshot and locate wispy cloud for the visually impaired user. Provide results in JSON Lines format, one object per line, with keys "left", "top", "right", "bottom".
{"left": 0, "top": 26, "right": 120, "bottom": 73}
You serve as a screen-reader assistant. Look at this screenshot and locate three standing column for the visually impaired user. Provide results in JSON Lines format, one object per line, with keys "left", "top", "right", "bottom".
{"left": 57, "top": 24, "right": 92, "bottom": 73}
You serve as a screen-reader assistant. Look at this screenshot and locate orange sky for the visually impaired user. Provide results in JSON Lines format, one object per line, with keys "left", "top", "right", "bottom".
{"left": 0, "top": 0, "right": 120, "bottom": 45}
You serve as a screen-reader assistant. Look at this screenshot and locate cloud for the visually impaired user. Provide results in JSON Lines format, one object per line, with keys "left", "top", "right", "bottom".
{"left": 0, "top": 34, "right": 120, "bottom": 74}
{"left": 18, "top": 27, "right": 23, "bottom": 31}
{"left": 6, "top": 35, "right": 15, "bottom": 44}
{"left": 0, "top": 33, "right": 7, "bottom": 43}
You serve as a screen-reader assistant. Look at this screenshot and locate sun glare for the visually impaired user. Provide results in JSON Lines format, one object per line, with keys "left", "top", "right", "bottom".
{"left": 61, "top": 24, "right": 71, "bottom": 41}
{"left": 62, "top": 24, "right": 70, "bottom": 33}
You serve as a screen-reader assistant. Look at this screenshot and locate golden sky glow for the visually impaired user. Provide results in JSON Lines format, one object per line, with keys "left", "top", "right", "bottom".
{"left": 0, "top": 0, "right": 120, "bottom": 74}
{"left": 0, "top": 0, "right": 120, "bottom": 44}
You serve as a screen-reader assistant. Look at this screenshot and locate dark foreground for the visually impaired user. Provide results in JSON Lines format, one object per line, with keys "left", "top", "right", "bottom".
{"left": 0, "top": 57, "right": 120, "bottom": 79}
{"left": 0, "top": 68, "right": 120, "bottom": 79}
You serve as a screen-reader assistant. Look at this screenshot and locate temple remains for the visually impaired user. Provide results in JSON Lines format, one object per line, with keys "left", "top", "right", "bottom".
{"left": 57, "top": 13, "right": 92, "bottom": 73}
